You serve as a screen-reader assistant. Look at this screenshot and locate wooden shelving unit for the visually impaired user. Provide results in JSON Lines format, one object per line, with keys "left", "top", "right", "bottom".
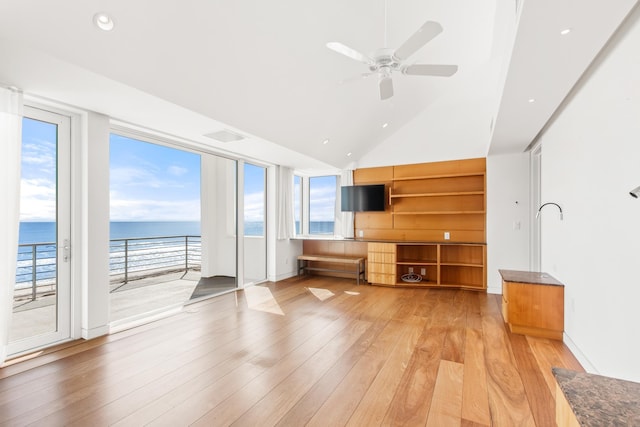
{"left": 354, "top": 158, "right": 486, "bottom": 243}
{"left": 354, "top": 157, "right": 487, "bottom": 291}
{"left": 368, "top": 242, "right": 487, "bottom": 290}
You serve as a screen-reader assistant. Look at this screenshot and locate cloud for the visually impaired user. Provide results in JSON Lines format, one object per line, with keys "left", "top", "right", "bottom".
{"left": 110, "top": 197, "right": 201, "bottom": 221}
{"left": 309, "top": 185, "right": 336, "bottom": 221}
{"left": 19, "top": 178, "right": 56, "bottom": 221}
{"left": 167, "top": 165, "right": 188, "bottom": 176}
{"left": 21, "top": 139, "right": 55, "bottom": 162}
{"left": 244, "top": 191, "right": 265, "bottom": 222}
{"left": 110, "top": 166, "right": 165, "bottom": 189}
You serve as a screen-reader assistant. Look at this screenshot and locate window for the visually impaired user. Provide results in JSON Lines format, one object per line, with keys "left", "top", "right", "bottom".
{"left": 294, "top": 175, "right": 302, "bottom": 234}
{"left": 309, "top": 175, "right": 337, "bottom": 235}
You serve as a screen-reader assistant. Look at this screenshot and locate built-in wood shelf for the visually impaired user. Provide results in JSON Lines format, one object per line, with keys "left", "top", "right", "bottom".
{"left": 354, "top": 157, "right": 486, "bottom": 244}
{"left": 391, "top": 172, "right": 485, "bottom": 181}
{"left": 368, "top": 242, "right": 487, "bottom": 290}
{"left": 390, "top": 191, "right": 484, "bottom": 199}
{"left": 391, "top": 211, "right": 486, "bottom": 215}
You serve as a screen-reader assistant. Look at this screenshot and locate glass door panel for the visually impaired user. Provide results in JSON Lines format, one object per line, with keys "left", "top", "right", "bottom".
{"left": 9, "top": 107, "right": 71, "bottom": 355}
{"left": 243, "top": 163, "right": 266, "bottom": 285}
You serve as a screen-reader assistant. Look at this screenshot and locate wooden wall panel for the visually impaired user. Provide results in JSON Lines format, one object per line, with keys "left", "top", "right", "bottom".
{"left": 361, "top": 229, "right": 485, "bottom": 243}
{"left": 354, "top": 158, "right": 486, "bottom": 244}
{"left": 354, "top": 213, "right": 393, "bottom": 229}
{"left": 354, "top": 166, "right": 393, "bottom": 183}
{"left": 393, "top": 214, "right": 485, "bottom": 231}
{"left": 393, "top": 158, "right": 486, "bottom": 178}
{"left": 392, "top": 176, "right": 485, "bottom": 194}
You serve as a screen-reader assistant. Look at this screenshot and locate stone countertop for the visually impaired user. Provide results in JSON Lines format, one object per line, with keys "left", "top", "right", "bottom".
{"left": 553, "top": 367, "right": 640, "bottom": 426}
{"left": 499, "top": 269, "right": 564, "bottom": 286}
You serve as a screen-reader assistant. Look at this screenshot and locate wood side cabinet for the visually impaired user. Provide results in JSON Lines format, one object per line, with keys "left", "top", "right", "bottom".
{"left": 499, "top": 269, "right": 564, "bottom": 340}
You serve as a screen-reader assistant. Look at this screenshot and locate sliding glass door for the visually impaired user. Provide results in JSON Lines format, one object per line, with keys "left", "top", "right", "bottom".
{"left": 243, "top": 163, "right": 267, "bottom": 285}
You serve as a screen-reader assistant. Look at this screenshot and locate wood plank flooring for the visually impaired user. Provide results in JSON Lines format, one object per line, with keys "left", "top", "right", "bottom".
{"left": 0, "top": 276, "right": 583, "bottom": 426}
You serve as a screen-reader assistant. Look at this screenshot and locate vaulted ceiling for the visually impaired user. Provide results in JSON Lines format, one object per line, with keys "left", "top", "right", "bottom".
{"left": 0, "top": 0, "right": 637, "bottom": 171}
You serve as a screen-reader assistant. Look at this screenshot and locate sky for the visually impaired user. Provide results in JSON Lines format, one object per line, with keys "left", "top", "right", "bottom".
{"left": 19, "top": 119, "right": 336, "bottom": 225}
{"left": 19, "top": 118, "right": 57, "bottom": 221}
{"left": 110, "top": 134, "right": 202, "bottom": 221}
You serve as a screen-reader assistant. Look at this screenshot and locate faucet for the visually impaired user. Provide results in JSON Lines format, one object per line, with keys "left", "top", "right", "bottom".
{"left": 536, "top": 202, "right": 563, "bottom": 220}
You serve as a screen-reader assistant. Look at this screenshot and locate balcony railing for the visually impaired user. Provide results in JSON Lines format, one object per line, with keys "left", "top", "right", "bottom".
{"left": 15, "top": 235, "right": 202, "bottom": 302}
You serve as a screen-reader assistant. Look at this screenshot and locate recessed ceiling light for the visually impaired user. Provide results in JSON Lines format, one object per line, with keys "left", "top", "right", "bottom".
{"left": 322, "top": 139, "right": 329, "bottom": 145}
{"left": 560, "top": 28, "right": 572, "bottom": 35}
{"left": 528, "top": 98, "right": 536, "bottom": 103}
{"left": 382, "top": 122, "right": 389, "bottom": 128}
{"left": 93, "top": 12, "right": 115, "bottom": 31}
{"left": 347, "top": 152, "right": 352, "bottom": 157}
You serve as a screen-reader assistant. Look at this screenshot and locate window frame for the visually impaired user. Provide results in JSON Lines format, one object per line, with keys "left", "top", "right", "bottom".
{"left": 294, "top": 173, "right": 339, "bottom": 236}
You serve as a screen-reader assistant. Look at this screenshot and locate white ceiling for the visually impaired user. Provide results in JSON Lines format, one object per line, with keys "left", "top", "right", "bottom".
{"left": 0, "top": 0, "right": 637, "bottom": 171}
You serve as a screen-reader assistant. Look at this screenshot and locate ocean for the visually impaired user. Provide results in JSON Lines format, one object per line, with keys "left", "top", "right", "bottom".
{"left": 19, "top": 221, "right": 202, "bottom": 244}
{"left": 18, "top": 220, "right": 336, "bottom": 244}
{"left": 16, "top": 220, "right": 334, "bottom": 288}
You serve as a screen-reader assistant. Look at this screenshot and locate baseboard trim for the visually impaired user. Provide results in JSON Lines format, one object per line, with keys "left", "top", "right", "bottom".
{"left": 271, "top": 270, "right": 298, "bottom": 282}
{"left": 81, "top": 324, "right": 109, "bottom": 340}
{"left": 487, "top": 286, "right": 502, "bottom": 295}
{"left": 563, "top": 332, "right": 598, "bottom": 374}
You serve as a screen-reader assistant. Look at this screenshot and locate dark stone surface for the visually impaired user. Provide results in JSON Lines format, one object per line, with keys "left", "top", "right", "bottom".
{"left": 553, "top": 367, "right": 640, "bottom": 426}
{"left": 499, "top": 269, "right": 564, "bottom": 286}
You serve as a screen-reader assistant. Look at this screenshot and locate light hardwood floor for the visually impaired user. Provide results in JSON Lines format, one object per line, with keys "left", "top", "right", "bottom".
{"left": 0, "top": 276, "right": 583, "bottom": 426}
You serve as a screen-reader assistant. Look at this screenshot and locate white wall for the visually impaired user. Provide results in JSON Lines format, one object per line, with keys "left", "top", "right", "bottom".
{"left": 486, "top": 152, "right": 530, "bottom": 293}
{"left": 536, "top": 5, "right": 640, "bottom": 381}
{"left": 81, "top": 112, "right": 110, "bottom": 339}
{"left": 273, "top": 239, "right": 302, "bottom": 282}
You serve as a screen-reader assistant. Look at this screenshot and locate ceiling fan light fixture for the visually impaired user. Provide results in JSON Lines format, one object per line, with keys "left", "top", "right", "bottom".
{"left": 327, "top": 16, "right": 456, "bottom": 101}
{"left": 93, "top": 12, "right": 115, "bottom": 31}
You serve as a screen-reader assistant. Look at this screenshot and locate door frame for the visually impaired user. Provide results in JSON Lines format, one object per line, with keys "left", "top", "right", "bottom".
{"left": 8, "top": 105, "right": 73, "bottom": 356}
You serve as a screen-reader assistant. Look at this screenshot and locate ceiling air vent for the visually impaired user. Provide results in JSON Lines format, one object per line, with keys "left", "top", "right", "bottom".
{"left": 204, "top": 129, "right": 245, "bottom": 143}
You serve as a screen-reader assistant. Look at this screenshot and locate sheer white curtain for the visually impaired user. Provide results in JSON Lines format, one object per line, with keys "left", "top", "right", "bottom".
{"left": 0, "top": 86, "right": 23, "bottom": 364}
{"left": 339, "top": 170, "right": 355, "bottom": 238}
{"left": 277, "top": 166, "right": 295, "bottom": 240}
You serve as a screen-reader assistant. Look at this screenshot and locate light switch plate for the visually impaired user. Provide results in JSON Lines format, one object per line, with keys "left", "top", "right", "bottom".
{"left": 444, "top": 231, "right": 450, "bottom": 240}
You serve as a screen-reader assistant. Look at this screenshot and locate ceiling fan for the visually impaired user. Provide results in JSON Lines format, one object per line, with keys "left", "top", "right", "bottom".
{"left": 326, "top": 2, "right": 458, "bottom": 101}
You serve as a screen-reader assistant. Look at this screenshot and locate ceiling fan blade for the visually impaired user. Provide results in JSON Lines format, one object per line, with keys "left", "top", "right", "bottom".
{"left": 379, "top": 76, "right": 394, "bottom": 100}
{"left": 403, "top": 64, "right": 458, "bottom": 77}
{"left": 393, "top": 21, "right": 443, "bottom": 61}
{"left": 326, "top": 42, "right": 374, "bottom": 65}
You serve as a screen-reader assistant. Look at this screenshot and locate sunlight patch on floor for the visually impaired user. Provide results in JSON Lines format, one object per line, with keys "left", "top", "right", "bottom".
{"left": 244, "top": 286, "right": 284, "bottom": 315}
{"left": 306, "top": 287, "right": 335, "bottom": 301}
{"left": 344, "top": 290, "right": 360, "bottom": 296}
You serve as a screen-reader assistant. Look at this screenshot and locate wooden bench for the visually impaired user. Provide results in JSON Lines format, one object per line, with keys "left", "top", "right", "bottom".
{"left": 297, "top": 255, "right": 366, "bottom": 285}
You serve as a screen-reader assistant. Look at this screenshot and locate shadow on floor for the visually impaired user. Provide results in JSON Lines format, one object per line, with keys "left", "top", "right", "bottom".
{"left": 190, "top": 275, "right": 237, "bottom": 300}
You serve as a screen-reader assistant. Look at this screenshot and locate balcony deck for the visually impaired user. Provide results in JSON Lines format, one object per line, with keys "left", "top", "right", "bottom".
{"left": 10, "top": 270, "right": 236, "bottom": 342}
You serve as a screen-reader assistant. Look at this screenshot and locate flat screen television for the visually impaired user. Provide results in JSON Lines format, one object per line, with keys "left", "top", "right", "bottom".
{"left": 341, "top": 184, "right": 385, "bottom": 212}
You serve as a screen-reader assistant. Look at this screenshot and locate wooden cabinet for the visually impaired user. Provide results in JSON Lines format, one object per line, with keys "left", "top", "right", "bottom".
{"left": 367, "top": 243, "right": 396, "bottom": 285}
{"left": 368, "top": 242, "right": 486, "bottom": 290}
{"left": 499, "top": 269, "right": 564, "bottom": 340}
